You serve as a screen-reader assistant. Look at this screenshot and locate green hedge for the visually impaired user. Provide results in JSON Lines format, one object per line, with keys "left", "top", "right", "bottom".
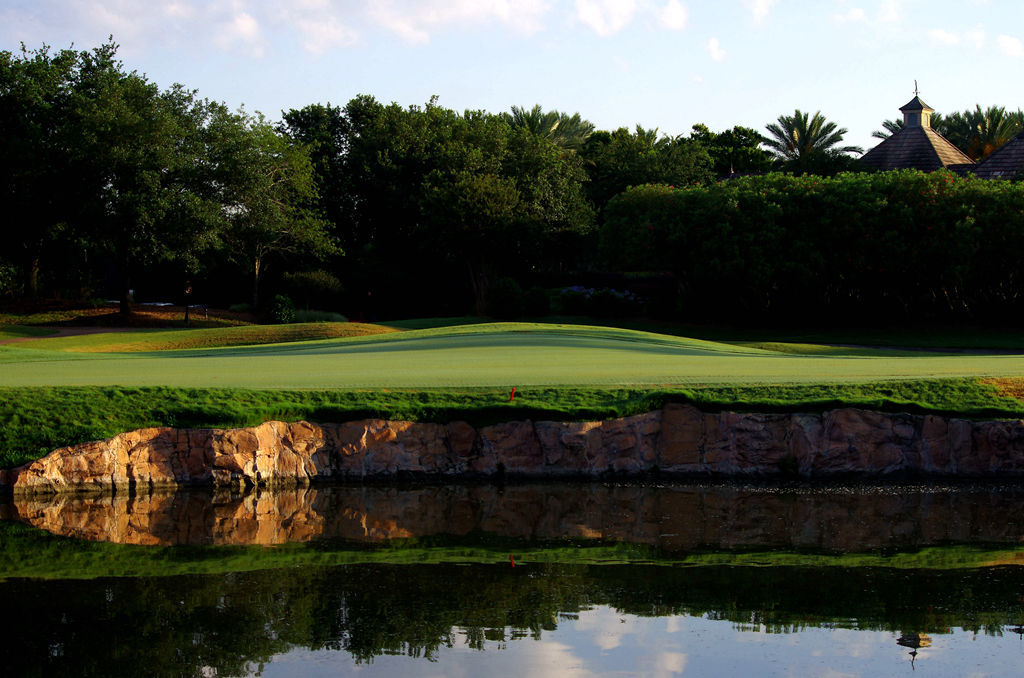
{"left": 602, "top": 171, "right": 1024, "bottom": 322}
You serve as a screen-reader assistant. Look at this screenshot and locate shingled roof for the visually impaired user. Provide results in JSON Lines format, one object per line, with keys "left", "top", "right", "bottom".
{"left": 972, "top": 131, "right": 1024, "bottom": 180}
{"left": 860, "top": 96, "right": 974, "bottom": 172}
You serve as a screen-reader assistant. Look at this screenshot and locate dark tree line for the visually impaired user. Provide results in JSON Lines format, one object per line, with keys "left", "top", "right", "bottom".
{"left": 1, "top": 41, "right": 330, "bottom": 313}
{"left": 3, "top": 40, "right": 780, "bottom": 318}
{"left": 36, "top": 40, "right": 1024, "bottom": 324}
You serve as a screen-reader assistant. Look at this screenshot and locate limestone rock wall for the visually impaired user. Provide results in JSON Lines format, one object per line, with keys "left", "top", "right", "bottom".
{"left": 3, "top": 405, "right": 1024, "bottom": 494}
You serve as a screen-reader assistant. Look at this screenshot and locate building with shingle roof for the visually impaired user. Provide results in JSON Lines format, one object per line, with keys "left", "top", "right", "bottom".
{"left": 972, "top": 130, "right": 1024, "bottom": 180}
{"left": 860, "top": 96, "right": 974, "bottom": 173}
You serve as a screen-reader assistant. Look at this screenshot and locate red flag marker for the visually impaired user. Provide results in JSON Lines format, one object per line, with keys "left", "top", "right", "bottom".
{"left": 509, "top": 387, "right": 516, "bottom": 401}
{"left": 509, "top": 553, "right": 516, "bottom": 567}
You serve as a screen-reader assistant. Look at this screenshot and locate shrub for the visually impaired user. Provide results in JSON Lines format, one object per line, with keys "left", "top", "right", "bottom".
{"left": 267, "top": 295, "right": 295, "bottom": 324}
{"left": 522, "top": 286, "right": 551, "bottom": 317}
{"left": 555, "top": 286, "right": 643, "bottom": 317}
{"left": 294, "top": 309, "right": 348, "bottom": 323}
{"left": 282, "top": 270, "right": 343, "bottom": 310}
{"left": 487, "top": 278, "right": 524, "bottom": 318}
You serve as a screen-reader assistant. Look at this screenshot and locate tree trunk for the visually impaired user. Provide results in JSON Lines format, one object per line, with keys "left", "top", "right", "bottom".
{"left": 26, "top": 257, "right": 40, "bottom": 299}
{"left": 251, "top": 258, "right": 262, "bottom": 310}
{"left": 468, "top": 259, "right": 490, "bottom": 316}
{"left": 119, "top": 253, "right": 132, "bottom": 316}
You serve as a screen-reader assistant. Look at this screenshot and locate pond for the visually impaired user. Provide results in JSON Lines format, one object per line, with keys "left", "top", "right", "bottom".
{"left": 2, "top": 482, "right": 1024, "bottom": 677}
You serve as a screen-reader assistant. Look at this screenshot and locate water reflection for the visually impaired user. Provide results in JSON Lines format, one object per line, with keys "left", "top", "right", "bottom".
{"left": 3, "top": 483, "right": 1024, "bottom": 677}
{"left": 5, "top": 482, "right": 1024, "bottom": 553}
{"left": 3, "top": 563, "right": 1024, "bottom": 678}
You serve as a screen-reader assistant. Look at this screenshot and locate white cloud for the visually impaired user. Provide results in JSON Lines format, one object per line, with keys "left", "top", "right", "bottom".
{"left": 879, "top": 0, "right": 902, "bottom": 22}
{"left": 575, "top": 0, "right": 638, "bottom": 36}
{"left": 657, "top": 0, "right": 688, "bottom": 30}
{"left": 369, "top": 0, "right": 551, "bottom": 44}
{"left": 833, "top": 7, "right": 867, "bottom": 22}
{"left": 295, "top": 17, "right": 358, "bottom": 53}
{"left": 965, "top": 25, "right": 986, "bottom": 49}
{"left": 997, "top": 34, "right": 1024, "bottom": 57}
{"left": 707, "top": 36, "right": 726, "bottom": 61}
{"left": 213, "top": 5, "right": 266, "bottom": 57}
{"left": 743, "top": 0, "right": 777, "bottom": 23}
{"left": 927, "top": 28, "right": 960, "bottom": 46}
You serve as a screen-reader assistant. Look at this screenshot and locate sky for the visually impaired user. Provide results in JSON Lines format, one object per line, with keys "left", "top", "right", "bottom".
{"left": 2, "top": 0, "right": 1023, "bottom": 152}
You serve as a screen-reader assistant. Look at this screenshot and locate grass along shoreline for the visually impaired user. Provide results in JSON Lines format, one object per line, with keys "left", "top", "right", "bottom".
{"left": 0, "top": 519, "right": 1020, "bottom": 581}
{"left": 2, "top": 379, "right": 1024, "bottom": 469}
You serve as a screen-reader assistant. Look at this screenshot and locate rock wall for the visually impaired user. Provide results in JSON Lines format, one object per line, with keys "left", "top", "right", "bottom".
{"left": 3, "top": 405, "right": 1024, "bottom": 494}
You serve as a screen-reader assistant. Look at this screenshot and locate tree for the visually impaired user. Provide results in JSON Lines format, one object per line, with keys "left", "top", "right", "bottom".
{"left": 279, "top": 102, "right": 352, "bottom": 240}
{"left": 763, "top": 109, "right": 863, "bottom": 162}
{"left": 690, "top": 124, "right": 773, "bottom": 177}
{"left": 211, "top": 109, "right": 338, "bottom": 309}
{"left": 580, "top": 126, "right": 713, "bottom": 209}
{"left": 938, "top": 105, "right": 1024, "bottom": 161}
{"left": 0, "top": 43, "right": 80, "bottom": 297}
{"left": 71, "top": 40, "right": 221, "bottom": 313}
{"left": 504, "top": 104, "right": 594, "bottom": 151}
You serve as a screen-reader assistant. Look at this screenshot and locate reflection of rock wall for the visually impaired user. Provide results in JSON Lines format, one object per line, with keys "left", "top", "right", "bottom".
{"left": 3, "top": 405, "right": 1024, "bottom": 494}
{"left": 10, "top": 484, "right": 1024, "bottom": 552}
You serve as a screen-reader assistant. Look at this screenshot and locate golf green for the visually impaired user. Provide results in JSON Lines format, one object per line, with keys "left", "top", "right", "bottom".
{"left": 2, "top": 323, "right": 1023, "bottom": 388}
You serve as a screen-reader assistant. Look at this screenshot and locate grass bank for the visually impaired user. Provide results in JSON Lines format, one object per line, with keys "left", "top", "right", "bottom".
{"left": 2, "top": 379, "right": 1023, "bottom": 469}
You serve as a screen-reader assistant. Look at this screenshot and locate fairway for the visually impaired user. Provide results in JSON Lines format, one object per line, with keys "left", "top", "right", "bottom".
{"left": 2, "top": 322, "right": 1024, "bottom": 389}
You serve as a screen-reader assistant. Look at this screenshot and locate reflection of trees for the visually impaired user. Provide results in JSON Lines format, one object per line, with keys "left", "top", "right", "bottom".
{"left": 5, "top": 563, "right": 1024, "bottom": 676}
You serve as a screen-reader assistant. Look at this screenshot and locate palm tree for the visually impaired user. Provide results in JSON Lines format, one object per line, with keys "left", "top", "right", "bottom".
{"left": 937, "top": 106, "right": 1023, "bottom": 160}
{"left": 763, "top": 109, "right": 863, "bottom": 160}
{"left": 505, "top": 105, "right": 594, "bottom": 151}
{"left": 872, "top": 118, "right": 903, "bottom": 140}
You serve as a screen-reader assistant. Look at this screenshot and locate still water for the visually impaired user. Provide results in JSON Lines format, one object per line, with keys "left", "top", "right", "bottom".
{"left": 2, "top": 482, "right": 1024, "bottom": 677}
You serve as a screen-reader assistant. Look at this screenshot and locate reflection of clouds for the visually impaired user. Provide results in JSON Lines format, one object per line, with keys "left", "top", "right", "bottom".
{"left": 575, "top": 607, "right": 634, "bottom": 651}
{"left": 654, "top": 650, "right": 687, "bottom": 677}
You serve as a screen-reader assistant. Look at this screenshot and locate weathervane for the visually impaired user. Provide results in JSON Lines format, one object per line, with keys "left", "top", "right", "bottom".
{"left": 914, "top": 80, "right": 919, "bottom": 96}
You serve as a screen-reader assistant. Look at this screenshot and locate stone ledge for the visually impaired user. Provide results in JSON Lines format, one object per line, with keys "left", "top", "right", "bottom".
{"left": 4, "top": 405, "right": 1024, "bottom": 495}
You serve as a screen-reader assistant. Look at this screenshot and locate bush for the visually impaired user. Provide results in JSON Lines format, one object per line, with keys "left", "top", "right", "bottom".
{"left": 523, "top": 286, "right": 551, "bottom": 317}
{"left": 282, "top": 270, "right": 343, "bottom": 310}
{"left": 487, "top": 277, "right": 524, "bottom": 319}
{"left": 294, "top": 309, "right": 348, "bottom": 323}
{"left": 555, "top": 286, "right": 643, "bottom": 317}
{"left": 267, "top": 295, "right": 295, "bottom": 324}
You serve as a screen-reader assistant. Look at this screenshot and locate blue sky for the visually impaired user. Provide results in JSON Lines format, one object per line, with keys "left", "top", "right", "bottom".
{"left": 2, "top": 0, "right": 1022, "bottom": 151}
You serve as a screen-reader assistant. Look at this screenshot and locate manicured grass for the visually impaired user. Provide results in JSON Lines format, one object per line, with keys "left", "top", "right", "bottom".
{"left": 0, "top": 326, "right": 57, "bottom": 341}
{"left": 2, "top": 322, "right": 1024, "bottom": 390}
{"left": 1, "top": 379, "right": 1022, "bottom": 468}
{"left": 0, "top": 519, "right": 1019, "bottom": 581}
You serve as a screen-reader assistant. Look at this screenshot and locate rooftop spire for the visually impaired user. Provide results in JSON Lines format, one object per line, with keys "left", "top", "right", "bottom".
{"left": 900, "top": 86, "right": 933, "bottom": 129}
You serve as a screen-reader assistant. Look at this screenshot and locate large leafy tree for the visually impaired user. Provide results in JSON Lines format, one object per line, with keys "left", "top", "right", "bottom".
{"left": 71, "top": 41, "right": 222, "bottom": 313}
{"left": 580, "top": 126, "right": 713, "bottom": 210}
{"left": 279, "top": 102, "right": 351, "bottom": 240}
{"left": 283, "top": 96, "right": 593, "bottom": 317}
{"left": 763, "top": 109, "right": 863, "bottom": 161}
{"left": 0, "top": 43, "right": 80, "bottom": 297}
{"left": 689, "top": 124, "right": 773, "bottom": 178}
{"left": 211, "top": 108, "right": 337, "bottom": 308}
{"left": 503, "top": 104, "right": 594, "bottom": 151}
